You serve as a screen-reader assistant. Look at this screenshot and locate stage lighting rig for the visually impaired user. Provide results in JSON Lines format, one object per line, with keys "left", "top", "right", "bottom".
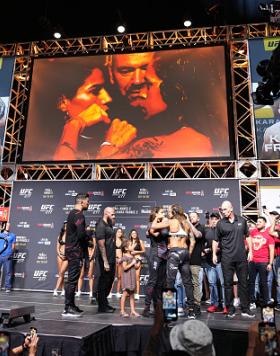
{"left": 259, "top": 1, "right": 280, "bottom": 24}
{"left": 252, "top": 41, "right": 280, "bottom": 105}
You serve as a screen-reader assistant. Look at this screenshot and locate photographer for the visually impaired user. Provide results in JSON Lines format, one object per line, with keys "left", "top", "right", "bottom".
{"left": 269, "top": 212, "right": 280, "bottom": 311}
{"left": 0, "top": 222, "right": 16, "bottom": 293}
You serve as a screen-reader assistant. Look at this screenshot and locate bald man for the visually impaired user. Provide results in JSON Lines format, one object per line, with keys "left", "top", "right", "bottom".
{"left": 95, "top": 207, "right": 116, "bottom": 313}
{"left": 212, "top": 201, "right": 254, "bottom": 319}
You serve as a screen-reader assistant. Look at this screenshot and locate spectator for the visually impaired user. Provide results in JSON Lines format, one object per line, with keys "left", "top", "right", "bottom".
{"left": 169, "top": 319, "right": 215, "bottom": 355}
{"left": 0, "top": 222, "right": 16, "bottom": 292}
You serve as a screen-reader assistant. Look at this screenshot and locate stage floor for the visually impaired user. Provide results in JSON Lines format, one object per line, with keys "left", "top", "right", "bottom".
{"left": 0, "top": 291, "right": 272, "bottom": 355}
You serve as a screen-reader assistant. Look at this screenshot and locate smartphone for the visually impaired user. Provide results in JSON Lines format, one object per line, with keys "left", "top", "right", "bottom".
{"left": 162, "top": 288, "right": 178, "bottom": 322}
{"left": 259, "top": 307, "right": 278, "bottom": 355}
{"left": 0, "top": 332, "right": 10, "bottom": 356}
{"left": 30, "top": 327, "right": 37, "bottom": 338}
{"left": 261, "top": 306, "right": 275, "bottom": 324}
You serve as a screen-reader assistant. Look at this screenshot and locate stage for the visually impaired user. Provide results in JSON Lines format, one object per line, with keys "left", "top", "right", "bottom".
{"left": 0, "top": 290, "right": 272, "bottom": 355}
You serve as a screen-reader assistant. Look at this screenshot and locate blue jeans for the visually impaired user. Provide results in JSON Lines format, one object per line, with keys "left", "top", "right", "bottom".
{"left": 0, "top": 255, "right": 13, "bottom": 289}
{"left": 205, "top": 263, "right": 225, "bottom": 307}
{"left": 175, "top": 271, "right": 186, "bottom": 308}
{"left": 273, "top": 256, "right": 280, "bottom": 304}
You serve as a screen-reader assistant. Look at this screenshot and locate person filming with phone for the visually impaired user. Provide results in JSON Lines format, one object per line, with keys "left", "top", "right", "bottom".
{"left": 1, "top": 327, "right": 40, "bottom": 356}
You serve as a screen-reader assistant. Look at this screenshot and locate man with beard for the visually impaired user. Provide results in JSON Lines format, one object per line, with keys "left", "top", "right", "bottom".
{"left": 95, "top": 207, "right": 116, "bottom": 313}
{"left": 63, "top": 193, "right": 89, "bottom": 317}
{"left": 96, "top": 52, "right": 213, "bottom": 159}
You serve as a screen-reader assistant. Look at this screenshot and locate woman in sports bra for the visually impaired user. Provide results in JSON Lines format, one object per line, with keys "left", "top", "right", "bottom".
{"left": 53, "top": 221, "right": 68, "bottom": 296}
{"left": 151, "top": 204, "right": 196, "bottom": 319}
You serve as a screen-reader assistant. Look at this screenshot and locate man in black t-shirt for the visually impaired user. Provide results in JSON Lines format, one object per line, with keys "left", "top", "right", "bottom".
{"left": 63, "top": 193, "right": 89, "bottom": 317}
{"left": 95, "top": 207, "right": 116, "bottom": 313}
{"left": 213, "top": 200, "right": 254, "bottom": 319}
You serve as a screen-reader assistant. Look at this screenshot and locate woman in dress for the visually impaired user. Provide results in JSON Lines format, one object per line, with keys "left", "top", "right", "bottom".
{"left": 129, "top": 229, "right": 146, "bottom": 300}
{"left": 119, "top": 240, "right": 141, "bottom": 317}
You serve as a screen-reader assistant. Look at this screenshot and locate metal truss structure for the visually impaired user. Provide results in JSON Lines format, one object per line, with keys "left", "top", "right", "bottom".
{"left": 1, "top": 22, "right": 280, "bottom": 220}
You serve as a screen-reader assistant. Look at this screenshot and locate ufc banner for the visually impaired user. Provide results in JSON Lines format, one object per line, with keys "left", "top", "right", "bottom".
{"left": 9, "top": 180, "right": 240, "bottom": 292}
{"left": 259, "top": 179, "right": 280, "bottom": 212}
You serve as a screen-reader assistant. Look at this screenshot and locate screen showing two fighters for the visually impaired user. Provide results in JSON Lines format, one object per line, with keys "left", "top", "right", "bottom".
{"left": 23, "top": 46, "right": 231, "bottom": 162}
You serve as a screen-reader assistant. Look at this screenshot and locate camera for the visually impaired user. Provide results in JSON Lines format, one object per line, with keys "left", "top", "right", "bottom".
{"left": 162, "top": 288, "right": 178, "bottom": 322}
{"left": 205, "top": 211, "right": 210, "bottom": 220}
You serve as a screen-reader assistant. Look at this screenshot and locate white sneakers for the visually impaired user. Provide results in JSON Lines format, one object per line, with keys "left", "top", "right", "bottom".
{"left": 178, "top": 307, "right": 185, "bottom": 316}
{"left": 233, "top": 297, "right": 240, "bottom": 307}
{"left": 75, "top": 291, "right": 81, "bottom": 297}
{"left": 249, "top": 302, "right": 257, "bottom": 310}
{"left": 53, "top": 289, "right": 65, "bottom": 296}
{"left": 134, "top": 294, "right": 140, "bottom": 300}
{"left": 116, "top": 292, "right": 122, "bottom": 298}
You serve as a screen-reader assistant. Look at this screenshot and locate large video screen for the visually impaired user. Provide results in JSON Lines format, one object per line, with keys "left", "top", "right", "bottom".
{"left": 0, "top": 57, "right": 15, "bottom": 160}
{"left": 23, "top": 46, "right": 231, "bottom": 162}
{"left": 248, "top": 38, "right": 280, "bottom": 160}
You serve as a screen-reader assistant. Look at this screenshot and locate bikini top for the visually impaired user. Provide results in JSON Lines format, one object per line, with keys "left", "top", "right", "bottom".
{"left": 169, "top": 225, "right": 188, "bottom": 237}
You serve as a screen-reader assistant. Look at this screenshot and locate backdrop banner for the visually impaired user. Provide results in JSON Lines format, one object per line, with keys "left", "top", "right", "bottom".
{"left": 259, "top": 179, "right": 280, "bottom": 213}
{"left": 9, "top": 179, "right": 240, "bottom": 292}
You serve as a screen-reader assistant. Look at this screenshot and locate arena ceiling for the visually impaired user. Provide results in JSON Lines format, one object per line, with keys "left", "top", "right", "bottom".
{"left": 0, "top": 0, "right": 268, "bottom": 43}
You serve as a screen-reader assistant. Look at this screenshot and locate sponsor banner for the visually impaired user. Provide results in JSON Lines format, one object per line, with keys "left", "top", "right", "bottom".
{"left": 248, "top": 38, "right": 280, "bottom": 159}
{"left": 259, "top": 179, "right": 280, "bottom": 212}
{"left": 10, "top": 180, "right": 240, "bottom": 291}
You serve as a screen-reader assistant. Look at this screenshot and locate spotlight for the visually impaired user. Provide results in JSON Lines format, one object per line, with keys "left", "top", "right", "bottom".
{"left": 183, "top": 20, "right": 192, "bottom": 27}
{"left": 53, "top": 31, "right": 62, "bottom": 39}
{"left": 117, "top": 25, "right": 126, "bottom": 34}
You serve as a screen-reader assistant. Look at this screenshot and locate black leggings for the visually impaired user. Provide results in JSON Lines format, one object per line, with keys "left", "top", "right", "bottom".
{"left": 166, "top": 248, "right": 194, "bottom": 308}
{"left": 144, "top": 253, "right": 166, "bottom": 308}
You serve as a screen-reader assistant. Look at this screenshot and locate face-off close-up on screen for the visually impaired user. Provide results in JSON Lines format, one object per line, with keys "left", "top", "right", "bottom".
{"left": 22, "top": 46, "right": 231, "bottom": 162}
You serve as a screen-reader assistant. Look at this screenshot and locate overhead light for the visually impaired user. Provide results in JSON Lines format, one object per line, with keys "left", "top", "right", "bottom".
{"left": 183, "top": 20, "right": 192, "bottom": 27}
{"left": 53, "top": 31, "right": 62, "bottom": 39}
{"left": 117, "top": 25, "right": 126, "bottom": 33}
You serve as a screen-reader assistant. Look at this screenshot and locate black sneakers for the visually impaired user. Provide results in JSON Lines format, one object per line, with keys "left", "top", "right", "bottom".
{"left": 187, "top": 309, "right": 196, "bottom": 319}
{"left": 73, "top": 305, "right": 84, "bottom": 313}
{"left": 62, "top": 307, "right": 82, "bottom": 318}
{"left": 142, "top": 307, "right": 150, "bottom": 318}
{"left": 241, "top": 309, "right": 255, "bottom": 318}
